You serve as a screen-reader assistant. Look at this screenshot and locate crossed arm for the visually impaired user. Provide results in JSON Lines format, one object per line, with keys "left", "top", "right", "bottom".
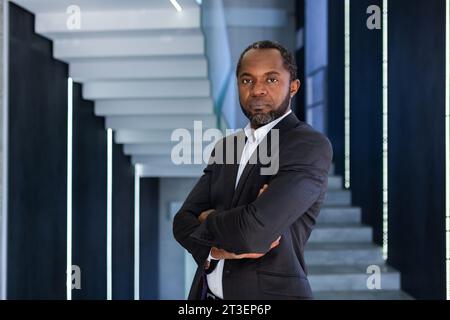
{"left": 173, "top": 132, "right": 332, "bottom": 264}
{"left": 198, "top": 185, "right": 281, "bottom": 260}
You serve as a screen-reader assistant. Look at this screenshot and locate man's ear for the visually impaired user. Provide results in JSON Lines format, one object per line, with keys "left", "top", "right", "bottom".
{"left": 290, "top": 79, "right": 301, "bottom": 98}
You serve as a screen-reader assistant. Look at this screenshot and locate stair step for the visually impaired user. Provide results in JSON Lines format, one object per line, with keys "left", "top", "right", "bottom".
{"left": 116, "top": 129, "right": 197, "bottom": 144}
{"left": 71, "top": 56, "right": 208, "bottom": 81}
{"left": 308, "top": 265, "right": 401, "bottom": 291}
{"left": 133, "top": 154, "right": 175, "bottom": 165}
{"left": 53, "top": 32, "right": 205, "bottom": 60}
{"left": 95, "top": 98, "right": 214, "bottom": 116}
{"left": 140, "top": 164, "right": 204, "bottom": 178}
{"left": 125, "top": 143, "right": 206, "bottom": 156}
{"left": 105, "top": 115, "right": 216, "bottom": 130}
{"left": 317, "top": 207, "right": 361, "bottom": 224}
{"left": 327, "top": 176, "right": 342, "bottom": 189}
{"left": 324, "top": 190, "right": 351, "bottom": 206}
{"left": 314, "top": 290, "right": 413, "bottom": 300}
{"left": 305, "top": 243, "right": 383, "bottom": 265}
{"left": 35, "top": 8, "right": 201, "bottom": 35}
{"left": 308, "top": 224, "right": 372, "bottom": 243}
{"left": 83, "top": 79, "right": 211, "bottom": 99}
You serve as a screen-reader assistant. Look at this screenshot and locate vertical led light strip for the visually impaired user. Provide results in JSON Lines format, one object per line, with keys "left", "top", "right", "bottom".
{"left": 107, "top": 128, "right": 113, "bottom": 300}
{"left": 382, "top": 0, "right": 389, "bottom": 261}
{"left": 446, "top": 0, "right": 450, "bottom": 301}
{"left": 134, "top": 165, "right": 140, "bottom": 300}
{"left": 66, "top": 77, "right": 73, "bottom": 300}
{"left": 344, "top": 0, "right": 351, "bottom": 189}
{"left": 1, "top": 0, "right": 9, "bottom": 301}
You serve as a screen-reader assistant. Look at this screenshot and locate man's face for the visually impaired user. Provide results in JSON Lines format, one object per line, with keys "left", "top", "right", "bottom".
{"left": 238, "top": 48, "right": 300, "bottom": 129}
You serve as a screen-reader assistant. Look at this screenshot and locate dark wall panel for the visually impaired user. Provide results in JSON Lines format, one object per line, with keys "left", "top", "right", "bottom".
{"left": 294, "top": 0, "right": 306, "bottom": 122}
{"left": 72, "top": 83, "right": 107, "bottom": 299}
{"left": 112, "top": 144, "right": 134, "bottom": 299}
{"left": 388, "top": 0, "right": 446, "bottom": 299}
{"left": 8, "top": 3, "right": 68, "bottom": 299}
{"left": 327, "top": 0, "right": 345, "bottom": 178}
{"left": 350, "top": 0, "right": 383, "bottom": 245}
{"left": 140, "top": 178, "right": 159, "bottom": 300}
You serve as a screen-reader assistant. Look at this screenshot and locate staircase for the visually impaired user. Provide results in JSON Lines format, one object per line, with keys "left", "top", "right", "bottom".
{"left": 14, "top": 0, "right": 215, "bottom": 178}
{"left": 306, "top": 164, "right": 413, "bottom": 299}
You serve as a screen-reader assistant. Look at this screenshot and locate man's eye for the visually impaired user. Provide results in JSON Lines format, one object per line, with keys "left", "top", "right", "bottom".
{"left": 267, "top": 78, "right": 278, "bottom": 83}
{"left": 242, "top": 79, "right": 253, "bottom": 84}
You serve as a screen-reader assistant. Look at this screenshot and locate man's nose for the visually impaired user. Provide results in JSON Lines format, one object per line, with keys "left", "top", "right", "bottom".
{"left": 250, "top": 82, "right": 267, "bottom": 96}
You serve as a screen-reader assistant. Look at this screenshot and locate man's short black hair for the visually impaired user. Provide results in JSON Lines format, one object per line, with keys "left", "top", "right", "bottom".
{"left": 236, "top": 40, "right": 298, "bottom": 81}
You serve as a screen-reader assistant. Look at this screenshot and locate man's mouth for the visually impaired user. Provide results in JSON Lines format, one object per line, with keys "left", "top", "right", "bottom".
{"left": 249, "top": 103, "right": 271, "bottom": 111}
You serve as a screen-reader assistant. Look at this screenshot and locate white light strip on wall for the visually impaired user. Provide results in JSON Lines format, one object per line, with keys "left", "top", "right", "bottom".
{"left": 382, "top": 0, "right": 389, "bottom": 261}
{"left": 66, "top": 77, "right": 73, "bottom": 300}
{"left": 169, "top": 0, "right": 182, "bottom": 12}
{"left": 446, "top": 0, "right": 450, "bottom": 301}
{"left": 344, "top": 0, "right": 351, "bottom": 189}
{"left": 134, "top": 165, "right": 140, "bottom": 300}
{"left": 107, "top": 128, "right": 113, "bottom": 300}
{"left": 1, "top": 0, "right": 9, "bottom": 301}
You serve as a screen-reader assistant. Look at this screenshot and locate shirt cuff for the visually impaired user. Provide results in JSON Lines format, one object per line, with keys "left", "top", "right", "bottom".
{"left": 208, "top": 249, "right": 219, "bottom": 261}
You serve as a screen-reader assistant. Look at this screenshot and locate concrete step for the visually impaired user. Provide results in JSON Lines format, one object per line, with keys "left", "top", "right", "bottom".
{"left": 95, "top": 98, "right": 214, "bottom": 116}
{"left": 324, "top": 190, "right": 351, "bottom": 206}
{"left": 327, "top": 176, "right": 342, "bottom": 189}
{"left": 308, "top": 265, "right": 401, "bottom": 292}
{"left": 140, "top": 164, "right": 204, "bottom": 178}
{"left": 126, "top": 144, "right": 181, "bottom": 156}
{"left": 115, "top": 129, "right": 196, "bottom": 144}
{"left": 71, "top": 56, "right": 208, "bottom": 81}
{"left": 132, "top": 155, "right": 174, "bottom": 166}
{"left": 53, "top": 31, "right": 205, "bottom": 60}
{"left": 105, "top": 115, "right": 216, "bottom": 130}
{"left": 317, "top": 207, "right": 361, "bottom": 224}
{"left": 35, "top": 8, "right": 201, "bottom": 35}
{"left": 305, "top": 243, "right": 384, "bottom": 265}
{"left": 125, "top": 143, "right": 204, "bottom": 156}
{"left": 314, "top": 290, "right": 413, "bottom": 300}
{"left": 83, "top": 79, "right": 211, "bottom": 99}
{"left": 309, "top": 224, "right": 372, "bottom": 243}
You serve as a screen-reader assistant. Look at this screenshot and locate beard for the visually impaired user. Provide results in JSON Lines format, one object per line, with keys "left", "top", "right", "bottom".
{"left": 240, "top": 90, "right": 291, "bottom": 129}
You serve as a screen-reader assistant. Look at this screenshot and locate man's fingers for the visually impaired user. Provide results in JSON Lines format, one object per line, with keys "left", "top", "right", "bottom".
{"left": 258, "top": 184, "right": 269, "bottom": 197}
{"left": 212, "top": 247, "right": 266, "bottom": 260}
{"left": 198, "top": 209, "right": 215, "bottom": 223}
{"left": 211, "top": 247, "right": 241, "bottom": 260}
{"left": 211, "top": 235, "right": 281, "bottom": 260}
{"left": 269, "top": 236, "right": 281, "bottom": 250}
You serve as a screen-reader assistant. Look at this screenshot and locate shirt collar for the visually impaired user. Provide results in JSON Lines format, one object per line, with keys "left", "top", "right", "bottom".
{"left": 243, "top": 109, "right": 292, "bottom": 143}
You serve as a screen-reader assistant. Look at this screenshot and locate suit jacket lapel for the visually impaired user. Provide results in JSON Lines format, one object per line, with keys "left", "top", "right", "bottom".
{"left": 223, "top": 131, "right": 245, "bottom": 208}
{"left": 231, "top": 159, "right": 258, "bottom": 208}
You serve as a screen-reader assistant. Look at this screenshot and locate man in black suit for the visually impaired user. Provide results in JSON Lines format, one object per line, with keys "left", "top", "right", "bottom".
{"left": 173, "top": 40, "right": 333, "bottom": 300}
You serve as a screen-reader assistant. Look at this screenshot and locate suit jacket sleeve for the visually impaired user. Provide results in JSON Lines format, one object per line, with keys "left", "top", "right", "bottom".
{"left": 172, "top": 161, "right": 214, "bottom": 267}
{"left": 189, "top": 131, "right": 333, "bottom": 255}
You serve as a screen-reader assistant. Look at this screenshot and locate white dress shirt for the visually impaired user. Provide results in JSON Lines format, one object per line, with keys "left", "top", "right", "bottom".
{"left": 206, "top": 109, "right": 292, "bottom": 299}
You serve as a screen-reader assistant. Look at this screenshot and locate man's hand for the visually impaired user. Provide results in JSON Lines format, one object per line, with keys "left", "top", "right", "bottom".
{"left": 258, "top": 184, "right": 268, "bottom": 197}
{"left": 210, "top": 236, "right": 281, "bottom": 260}
{"left": 207, "top": 183, "right": 277, "bottom": 260}
{"left": 198, "top": 209, "right": 215, "bottom": 223}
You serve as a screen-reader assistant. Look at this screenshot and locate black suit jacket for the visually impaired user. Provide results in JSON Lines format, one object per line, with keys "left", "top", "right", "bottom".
{"left": 173, "top": 112, "right": 333, "bottom": 300}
